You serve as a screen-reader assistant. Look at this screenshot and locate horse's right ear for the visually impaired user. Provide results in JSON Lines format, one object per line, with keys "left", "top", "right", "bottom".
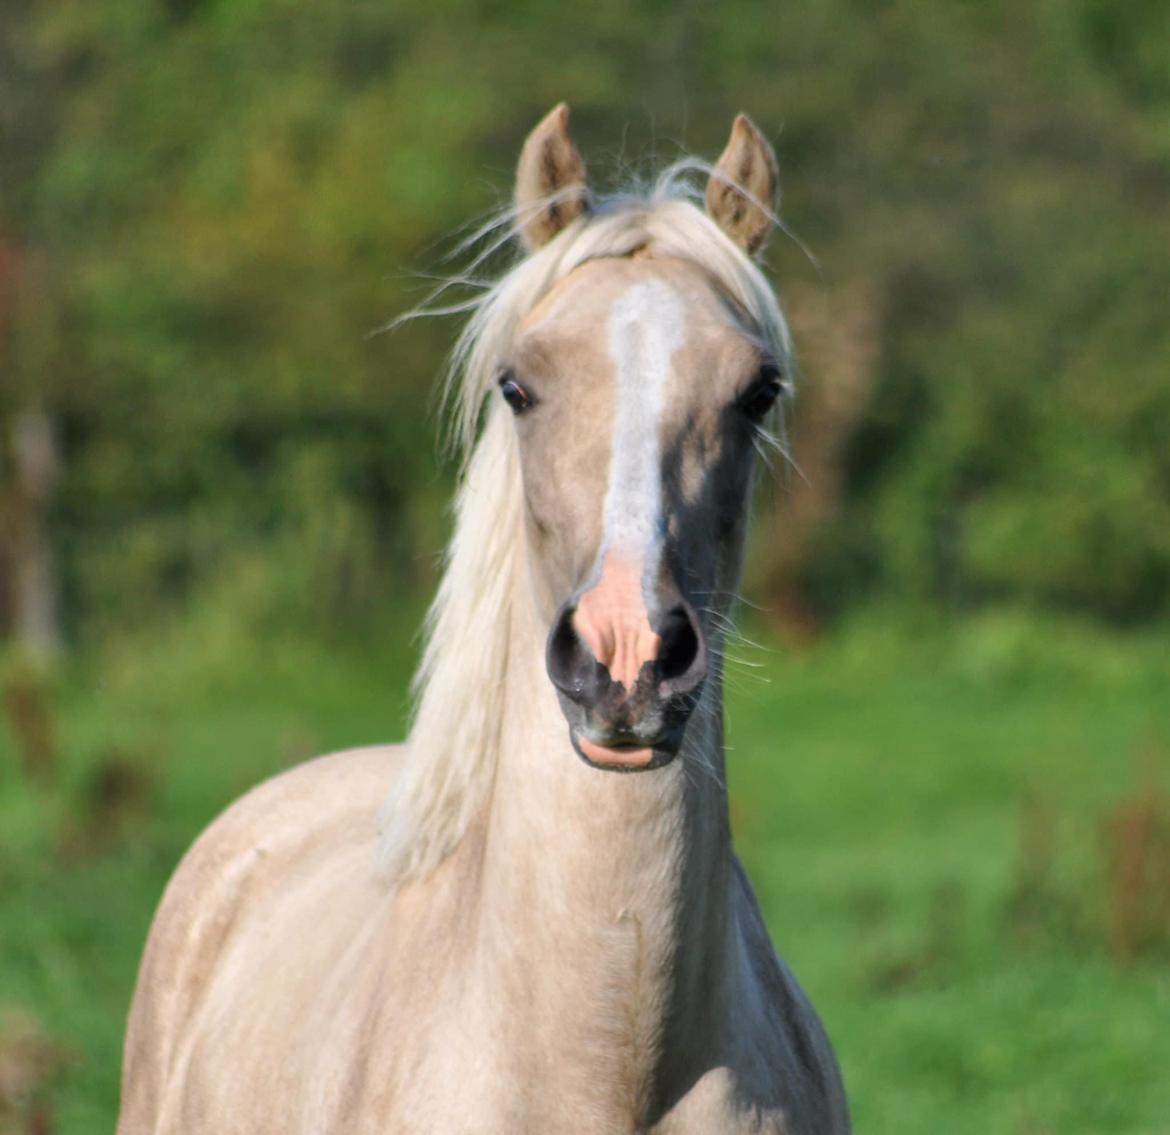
{"left": 515, "top": 103, "right": 590, "bottom": 251}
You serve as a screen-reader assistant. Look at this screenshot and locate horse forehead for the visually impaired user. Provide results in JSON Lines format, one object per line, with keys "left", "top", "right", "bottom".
{"left": 516, "top": 257, "right": 733, "bottom": 359}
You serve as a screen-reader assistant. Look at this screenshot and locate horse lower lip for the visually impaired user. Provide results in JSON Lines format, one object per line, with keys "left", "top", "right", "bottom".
{"left": 577, "top": 736, "right": 657, "bottom": 768}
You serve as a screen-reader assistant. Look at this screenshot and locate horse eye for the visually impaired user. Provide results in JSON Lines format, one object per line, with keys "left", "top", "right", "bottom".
{"left": 498, "top": 373, "right": 534, "bottom": 414}
{"left": 739, "top": 364, "right": 785, "bottom": 422}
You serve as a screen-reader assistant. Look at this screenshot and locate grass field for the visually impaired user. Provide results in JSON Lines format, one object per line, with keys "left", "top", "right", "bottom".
{"left": 1, "top": 605, "right": 1168, "bottom": 1133}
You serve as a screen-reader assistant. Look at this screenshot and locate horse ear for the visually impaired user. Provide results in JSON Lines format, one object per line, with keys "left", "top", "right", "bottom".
{"left": 515, "top": 103, "right": 590, "bottom": 251}
{"left": 706, "top": 114, "right": 779, "bottom": 257}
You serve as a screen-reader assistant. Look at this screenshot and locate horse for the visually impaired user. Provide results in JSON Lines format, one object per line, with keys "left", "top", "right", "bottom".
{"left": 118, "top": 104, "right": 851, "bottom": 1135}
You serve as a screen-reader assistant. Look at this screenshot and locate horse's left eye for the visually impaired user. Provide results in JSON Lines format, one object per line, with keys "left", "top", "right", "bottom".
{"left": 739, "top": 364, "right": 785, "bottom": 422}
{"left": 498, "top": 374, "right": 534, "bottom": 414}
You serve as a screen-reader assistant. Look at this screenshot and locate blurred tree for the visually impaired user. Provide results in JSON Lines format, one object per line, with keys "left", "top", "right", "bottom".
{"left": 1, "top": 0, "right": 1167, "bottom": 646}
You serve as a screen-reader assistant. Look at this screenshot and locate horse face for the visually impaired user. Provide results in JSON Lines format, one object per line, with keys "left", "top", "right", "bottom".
{"left": 502, "top": 254, "right": 784, "bottom": 771}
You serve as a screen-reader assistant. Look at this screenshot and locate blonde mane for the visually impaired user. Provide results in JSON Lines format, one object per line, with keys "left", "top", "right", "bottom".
{"left": 378, "top": 166, "right": 794, "bottom": 882}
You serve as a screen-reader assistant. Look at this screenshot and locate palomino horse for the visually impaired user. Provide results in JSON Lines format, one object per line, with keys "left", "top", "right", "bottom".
{"left": 119, "top": 106, "right": 850, "bottom": 1134}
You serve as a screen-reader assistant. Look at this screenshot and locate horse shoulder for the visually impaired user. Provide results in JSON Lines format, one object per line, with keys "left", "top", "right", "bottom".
{"left": 118, "top": 743, "right": 403, "bottom": 1134}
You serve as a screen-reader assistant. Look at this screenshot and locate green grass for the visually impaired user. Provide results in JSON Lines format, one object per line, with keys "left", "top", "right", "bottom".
{"left": 726, "top": 610, "right": 1170, "bottom": 1134}
{"left": 1, "top": 606, "right": 1168, "bottom": 1132}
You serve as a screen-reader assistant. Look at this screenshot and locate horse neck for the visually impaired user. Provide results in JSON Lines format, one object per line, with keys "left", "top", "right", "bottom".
{"left": 469, "top": 569, "right": 737, "bottom": 1119}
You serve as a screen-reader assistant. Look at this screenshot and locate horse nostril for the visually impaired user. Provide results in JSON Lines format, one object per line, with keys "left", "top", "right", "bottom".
{"left": 546, "top": 602, "right": 606, "bottom": 705}
{"left": 547, "top": 591, "right": 706, "bottom": 711}
{"left": 655, "top": 604, "right": 704, "bottom": 688}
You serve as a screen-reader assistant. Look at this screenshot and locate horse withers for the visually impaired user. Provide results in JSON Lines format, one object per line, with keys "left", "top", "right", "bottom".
{"left": 118, "top": 105, "right": 850, "bottom": 1135}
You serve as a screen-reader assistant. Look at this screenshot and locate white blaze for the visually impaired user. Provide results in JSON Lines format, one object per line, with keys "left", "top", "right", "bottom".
{"left": 601, "top": 280, "right": 686, "bottom": 568}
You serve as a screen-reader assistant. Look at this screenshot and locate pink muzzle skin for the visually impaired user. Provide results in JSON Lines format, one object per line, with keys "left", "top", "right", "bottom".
{"left": 570, "top": 553, "right": 662, "bottom": 771}
{"left": 546, "top": 547, "right": 707, "bottom": 774}
{"left": 575, "top": 737, "right": 656, "bottom": 769}
{"left": 572, "top": 553, "right": 661, "bottom": 692}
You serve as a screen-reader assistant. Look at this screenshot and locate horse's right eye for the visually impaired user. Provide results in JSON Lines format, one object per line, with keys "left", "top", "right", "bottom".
{"left": 498, "top": 373, "right": 535, "bottom": 414}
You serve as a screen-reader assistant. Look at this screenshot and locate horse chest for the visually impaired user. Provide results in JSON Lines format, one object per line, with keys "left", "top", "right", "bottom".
{"left": 357, "top": 929, "right": 792, "bottom": 1135}
{"left": 383, "top": 916, "right": 660, "bottom": 1131}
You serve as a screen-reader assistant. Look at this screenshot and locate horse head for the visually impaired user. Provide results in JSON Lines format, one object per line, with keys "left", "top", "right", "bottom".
{"left": 503, "top": 106, "right": 787, "bottom": 772}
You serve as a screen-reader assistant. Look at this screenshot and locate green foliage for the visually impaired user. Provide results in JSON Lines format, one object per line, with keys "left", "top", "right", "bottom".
{"left": 2, "top": 0, "right": 1169, "bottom": 644}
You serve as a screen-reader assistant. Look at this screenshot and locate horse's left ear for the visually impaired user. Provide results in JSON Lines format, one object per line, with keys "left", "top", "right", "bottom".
{"left": 706, "top": 114, "right": 779, "bottom": 257}
{"left": 515, "top": 103, "right": 591, "bottom": 251}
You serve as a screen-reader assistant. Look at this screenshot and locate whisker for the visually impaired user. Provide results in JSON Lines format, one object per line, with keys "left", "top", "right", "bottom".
{"left": 683, "top": 749, "right": 726, "bottom": 792}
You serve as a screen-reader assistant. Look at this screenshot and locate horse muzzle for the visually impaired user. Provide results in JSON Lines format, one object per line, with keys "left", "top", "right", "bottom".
{"left": 545, "top": 562, "right": 707, "bottom": 773}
